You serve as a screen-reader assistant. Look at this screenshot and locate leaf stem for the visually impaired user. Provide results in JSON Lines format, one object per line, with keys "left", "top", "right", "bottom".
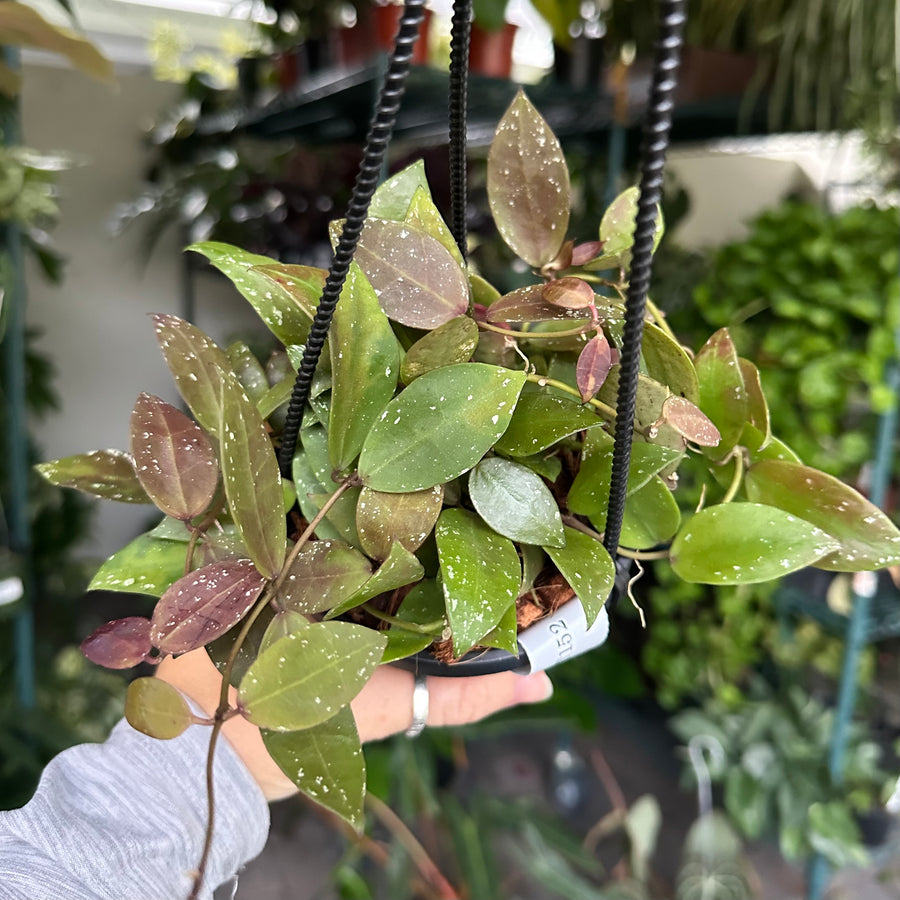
{"left": 362, "top": 602, "right": 444, "bottom": 635}
{"left": 721, "top": 452, "right": 745, "bottom": 504}
{"left": 615, "top": 547, "right": 670, "bottom": 560}
{"left": 525, "top": 373, "right": 617, "bottom": 419}
{"left": 645, "top": 298, "right": 678, "bottom": 341}
{"left": 477, "top": 320, "right": 593, "bottom": 339}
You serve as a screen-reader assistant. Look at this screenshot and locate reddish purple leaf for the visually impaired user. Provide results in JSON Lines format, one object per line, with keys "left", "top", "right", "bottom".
{"left": 662, "top": 395, "right": 722, "bottom": 447}
{"left": 130, "top": 393, "right": 218, "bottom": 521}
{"left": 571, "top": 240, "right": 604, "bottom": 266}
{"left": 151, "top": 558, "right": 267, "bottom": 654}
{"left": 576, "top": 333, "right": 613, "bottom": 402}
{"left": 81, "top": 617, "right": 153, "bottom": 669}
{"left": 542, "top": 277, "right": 595, "bottom": 310}
{"left": 486, "top": 285, "right": 592, "bottom": 324}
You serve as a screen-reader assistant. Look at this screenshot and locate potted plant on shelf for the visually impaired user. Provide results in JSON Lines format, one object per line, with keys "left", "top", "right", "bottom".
{"left": 37, "top": 91, "right": 900, "bottom": 870}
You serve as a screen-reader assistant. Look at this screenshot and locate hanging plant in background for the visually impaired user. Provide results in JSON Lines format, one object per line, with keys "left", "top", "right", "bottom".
{"left": 37, "top": 92, "right": 900, "bottom": 891}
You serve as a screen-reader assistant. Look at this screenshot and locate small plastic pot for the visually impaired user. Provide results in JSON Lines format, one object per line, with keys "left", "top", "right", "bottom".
{"left": 393, "top": 557, "right": 632, "bottom": 677}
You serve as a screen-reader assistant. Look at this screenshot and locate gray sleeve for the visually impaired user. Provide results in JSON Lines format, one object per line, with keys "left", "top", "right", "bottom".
{"left": 0, "top": 715, "right": 271, "bottom": 900}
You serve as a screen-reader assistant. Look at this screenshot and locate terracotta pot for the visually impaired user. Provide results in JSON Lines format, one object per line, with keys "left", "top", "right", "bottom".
{"left": 469, "top": 22, "right": 517, "bottom": 79}
{"left": 373, "top": 3, "right": 432, "bottom": 65}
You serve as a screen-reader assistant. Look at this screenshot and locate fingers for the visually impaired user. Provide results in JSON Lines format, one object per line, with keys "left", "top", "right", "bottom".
{"left": 351, "top": 666, "right": 553, "bottom": 743}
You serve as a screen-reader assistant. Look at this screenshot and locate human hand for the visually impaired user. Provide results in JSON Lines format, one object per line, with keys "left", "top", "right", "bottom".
{"left": 156, "top": 649, "right": 553, "bottom": 801}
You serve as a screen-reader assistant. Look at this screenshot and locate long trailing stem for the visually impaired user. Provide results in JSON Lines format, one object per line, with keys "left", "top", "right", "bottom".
{"left": 188, "top": 476, "right": 357, "bottom": 899}
{"left": 526, "top": 373, "right": 617, "bottom": 419}
{"left": 366, "top": 793, "right": 461, "bottom": 900}
{"left": 477, "top": 319, "right": 594, "bottom": 340}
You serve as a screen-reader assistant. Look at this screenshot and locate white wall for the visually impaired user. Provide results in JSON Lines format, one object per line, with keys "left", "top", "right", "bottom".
{"left": 21, "top": 64, "right": 258, "bottom": 558}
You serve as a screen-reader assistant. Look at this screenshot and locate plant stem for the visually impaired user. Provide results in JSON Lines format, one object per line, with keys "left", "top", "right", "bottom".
{"left": 525, "top": 373, "right": 617, "bottom": 419}
{"left": 721, "top": 452, "right": 745, "bottom": 504}
{"left": 184, "top": 526, "right": 203, "bottom": 576}
{"left": 189, "top": 477, "right": 356, "bottom": 898}
{"left": 362, "top": 602, "right": 444, "bottom": 635}
{"left": 645, "top": 297, "right": 678, "bottom": 341}
{"left": 615, "top": 547, "right": 670, "bottom": 561}
{"left": 366, "top": 793, "right": 461, "bottom": 900}
{"left": 478, "top": 320, "right": 593, "bottom": 340}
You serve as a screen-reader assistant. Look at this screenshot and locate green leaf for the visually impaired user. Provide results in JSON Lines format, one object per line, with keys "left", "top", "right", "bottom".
{"left": 641, "top": 322, "right": 699, "bottom": 403}
{"left": 188, "top": 242, "right": 320, "bottom": 347}
{"left": 739, "top": 358, "right": 771, "bottom": 449}
{"left": 291, "top": 450, "right": 342, "bottom": 543}
{"left": 745, "top": 460, "right": 900, "bottom": 571}
{"left": 308, "top": 489, "right": 363, "bottom": 547}
{"left": 494, "top": 392, "right": 602, "bottom": 457}
{"left": 262, "top": 707, "right": 366, "bottom": 831}
{"left": 125, "top": 677, "right": 192, "bottom": 740}
{"left": 400, "top": 316, "right": 479, "bottom": 383}
{"left": 89, "top": 533, "right": 187, "bottom": 596}
{"left": 259, "top": 610, "right": 310, "bottom": 654}
{"left": 355, "top": 219, "right": 469, "bottom": 329}
{"left": 220, "top": 374, "right": 286, "bottom": 580}
{"left": 279, "top": 540, "right": 372, "bottom": 614}
{"left": 326, "top": 542, "right": 425, "bottom": 619}
{"left": 359, "top": 363, "right": 527, "bottom": 492}
{"left": 480, "top": 602, "right": 519, "bottom": 654}
{"left": 724, "top": 768, "right": 767, "bottom": 839}
{"left": 369, "top": 160, "right": 430, "bottom": 221}
{"left": 238, "top": 622, "right": 386, "bottom": 730}
{"left": 670, "top": 503, "right": 840, "bottom": 584}
{"left": 207, "top": 605, "right": 275, "bottom": 687}
{"left": 328, "top": 263, "right": 400, "bottom": 471}
{"left": 130, "top": 393, "right": 218, "bottom": 521}
{"left": 436, "top": 509, "right": 520, "bottom": 655}
{"left": 545, "top": 526, "right": 615, "bottom": 625}
{"left": 256, "top": 376, "right": 294, "bottom": 422}
{"left": 693, "top": 328, "right": 748, "bottom": 459}
{"left": 153, "top": 314, "right": 232, "bottom": 438}
{"left": 382, "top": 579, "right": 446, "bottom": 663}
{"left": 227, "top": 342, "right": 270, "bottom": 404}
{"left": 356, "top": 485, "right": 444, "bottom": 561}
{"left": 405, "top": 185, "right": 464, "bottom": 266}
{"left": 469, "top": 457, "right": 564, "bottom": 547}
{"left": 150, "top": 559, "right": 267, "bottom": 654}
{"left": 615, "top": 476, "right": 681, "bottom": 550}
{"left": 746, "top": 429, "right": 801, "bottom": 463}
{"left": 36, "top": 449, "right": 149, "bottom": 504}
{"left": 487, "top": 91, "right": 570, "bottom": 268}
{"left": 588, "top": 186, "right": 663, "bottom": 271}
{"left": 807, "top": 802, "right": 868, "bottom": 868}
{"left": 514, "top": 452, "right": 562, "bottom": 482}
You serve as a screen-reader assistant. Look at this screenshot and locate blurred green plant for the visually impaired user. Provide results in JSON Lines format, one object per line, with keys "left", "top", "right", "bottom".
{"left": 670, "top": 678, "right": 893, "bottom": 870}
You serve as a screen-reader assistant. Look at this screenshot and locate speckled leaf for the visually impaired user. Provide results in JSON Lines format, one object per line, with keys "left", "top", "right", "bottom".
{"left": 576, "top": 333, "right": 613, "bottom": 402}
{"left": 569, "top": 428, "right": 683, "bottom": 518}
{"left": 543, "top": 277, "right": 595, "bottom": 310}
{"left": 369, "top": 160, "right": 430, "bottom": 221}
{"left": 326, "top": 542, "right": 424, "bottom": 619}
{"left": 614, "top": 476, "right": 681, "bottom": 550}
{"left": 435, "top": 508, "right": 520, "bottom": 655}
{"left": 279, "top": 540, "right": 372, "bottom": 614}
{"left": 291, "top": 450, "right": 342, "bottom": 543}
{"left": 480, "top": 603, "right": 519, "bottom": 655}
{"left": 308, "top": 489, "right": 363, "bottom": 547}
{"left": 259, "top": 610, "right": 310, "bottom": 654}
{"left": 469, "top": 457, "right": 564, "bottom": 547}
{"left": 487, "top": 285, "right": 591, "bottom": 323}
{"left": 515, "top": 452, "right": 562, "bottom": 482}
{"left": 88, "top": 533, "right": 187, "bottom": 596}
{"left": 220, "top": 374, "right": 286, "bottom": 579}
{"left": 545, "top": 527, "right": 615, "bottom": 626}
{"left": 382, "top": 579, "right": 445, "bottom": 663}
{"left": 405, "top": 185, "right": 464, "bottom": 266}
{"left": 670, "top": 503, "right": 840, "bottom": 584}
{"left": 189, "top": 242, "right": 320, "bottom": 347}
{"left": 487, "top": 90, "right": 570, "bottom": 267}
{"left": 150, "top": 558, "right": 266, "bottom": 654}
{"left": 36, "top": 449, "right": 149, "bottom": 504}
{"left": 356, "top": 485, "right": 443, "bottom": 561}
{"left": 153, "top": 314, "right": 231, "bottom": 438}
{"left": 494, "top": 392, "right": 603, "bottom": 457}
{"left": 587, "top": 186, "right": 664, "bottom": 271}
{"left": 125, "top": 677, "right": 193, "bottom": 740}
{"left": 130, "top": 393, "right": 218, "bottom": 521}
{"left": 256, "top": 376, "right": 294, "bottom": 421}
{"left": 207, "top": 605, "right": 274, "bottom": 687}
{"left": 238, "top": 622, "right": 386, "bottom": 730}
{"left": 359, "top": 364, "right": 527, "bottom": 492}
{"left": 693, "top": 329, "right": 748, "bottom": 459}
{"left": 661, "top": 396, "right": 721, "bottom": 448}
{"left": 355, "top": 219, "right": 469, "bottom": 329}
{"left": 300, "top": 424, "right": 335, "bottom": 487}
{"left": 227, "top": 342, "right": 270, "bottom": 404}
{"left": 328, "top": 263, "right": 400, "bottom": 471}
{"left": 81, "top": 616, "right": 152, "bottom": 669}
{"left": 641, "top": 323, "right": 698, "bottom": 403}
{"left": 262, "top": 707, "right": 365, "bottom": 830}
{"left": 739, "top": 358, "right": 771, "bottom": 450}
{"left": 400, "top": 316, "right": 479, "bottom": 383}
{"left": 745, "top": 460, "right": 900, "bottom": 572}
{"left": 746, "top": 431, "right": 801, "bottom": 464}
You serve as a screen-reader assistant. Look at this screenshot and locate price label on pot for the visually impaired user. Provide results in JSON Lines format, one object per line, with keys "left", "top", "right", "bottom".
{"left": 516, "top": 600, "right": 609, "bottom": 675}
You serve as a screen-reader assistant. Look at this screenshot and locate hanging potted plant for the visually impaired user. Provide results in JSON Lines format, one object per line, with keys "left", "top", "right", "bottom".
{"left": 37, "top": 90, "right": 900, "bottom": 876}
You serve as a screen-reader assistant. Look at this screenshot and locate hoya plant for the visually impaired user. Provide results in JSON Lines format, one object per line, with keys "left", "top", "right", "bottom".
{"left": 38, "top": 92, "right": 900, "bottom": 883}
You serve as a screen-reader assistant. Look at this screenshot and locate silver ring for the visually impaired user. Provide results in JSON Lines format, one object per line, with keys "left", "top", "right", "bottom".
{"left": 405, "top": 674, "right": 429, "bottom": 738}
